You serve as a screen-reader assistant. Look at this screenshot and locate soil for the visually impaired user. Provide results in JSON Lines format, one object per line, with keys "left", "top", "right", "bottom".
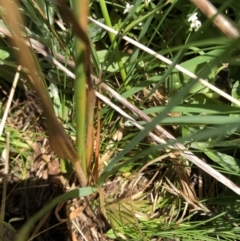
{"left": 0, "top": 87, "right": 109, "bottom": 241}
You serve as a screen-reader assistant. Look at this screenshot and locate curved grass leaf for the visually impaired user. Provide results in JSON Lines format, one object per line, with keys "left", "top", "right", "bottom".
{"left": 144, "top": 104, "right": 240, "bottom": 115}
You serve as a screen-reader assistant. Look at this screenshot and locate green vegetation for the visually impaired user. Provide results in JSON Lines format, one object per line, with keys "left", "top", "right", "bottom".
{"left": 1, "top": 0, "right": 240, "bottom": 240}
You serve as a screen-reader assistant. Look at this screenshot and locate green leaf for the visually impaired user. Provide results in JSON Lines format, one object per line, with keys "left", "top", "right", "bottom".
{"left": 206, "top": 151, "right": 240, "bottom": 174}
{"left": 170, "top": 49, "right": 223, "bottom": 94}
{"left": 122, "top": 76, "right": 163, "bottom": 98}
{"left": 127, "top": 116, "right": 240, "bottom": 126}
{"left": 89, "top": 19, "right": 106, "bottom": 42}
{"left": 97, "top": 49, "right": 130, "bottom": 72}
{"left": 143, "top": 104, "right": 240, "bottom": 115}
{"left": 231, "top": 80, "right": 240, "bottom": 107}
{"left": 192, "top": 143, "right": 240, "bottom": 174}
{"left": 0, "top": 48, "right": 9, "bottom": 61}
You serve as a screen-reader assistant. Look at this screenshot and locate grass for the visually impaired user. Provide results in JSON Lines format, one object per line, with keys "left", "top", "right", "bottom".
{"left": 0, "top": 0, "right": 240, "bottom": 240}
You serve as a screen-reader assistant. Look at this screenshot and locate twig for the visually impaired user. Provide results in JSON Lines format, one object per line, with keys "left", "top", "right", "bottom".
{"left": 0, "top": 65, "right": 21, "bottom": 136}
{"left": 0, "top": 132, "right": 10, "bottom": 238}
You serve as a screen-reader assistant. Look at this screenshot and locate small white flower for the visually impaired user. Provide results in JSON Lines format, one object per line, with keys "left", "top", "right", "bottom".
{"left": 188, "top": 12, "right": 198, "bottom": 22}
{"left": 143, "top": 0, "right": 151, "bottom": 3}
{"left": 188, "top": 12, "right": 201, "bottom": 31}
{"left": 123, "top": 3, "right": 133, "bottom": 14}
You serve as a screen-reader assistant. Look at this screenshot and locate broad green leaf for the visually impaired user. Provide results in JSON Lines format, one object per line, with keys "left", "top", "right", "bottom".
{"left": 192, "top": 142, "right": 240, "bottom": 174}
{"left": 97, "top": 49, "right": 130, "bottom": 72}
{"left": 89, "top": 19, "right": 106, "bottom": 42}
{"left": 170, "top": 49, "right": 224, "bottom": 94}
{"left": 206, "top": 151, "right": 240, "bottom": 174}
{"left": 0, "top": 48, "right": 9, "bottom": 60}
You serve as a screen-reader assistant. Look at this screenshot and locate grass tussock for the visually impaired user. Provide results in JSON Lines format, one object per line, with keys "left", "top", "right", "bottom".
{"left": 0, "top": 0, "right": 240, "bottom": 240}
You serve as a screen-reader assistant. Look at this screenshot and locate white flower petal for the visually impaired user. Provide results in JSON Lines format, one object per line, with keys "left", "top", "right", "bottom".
{"left": 188, "top": 12, "right": 201, "bottom": 31}
{"left": 188, "top": 12, "right": 198, "bottom": 22}
{"left": 124, "top": 3, "right": 133, "bottom": 14}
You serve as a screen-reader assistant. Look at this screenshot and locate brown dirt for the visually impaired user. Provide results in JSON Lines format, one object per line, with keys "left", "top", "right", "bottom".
{"left": 0, "top": 86, "right": 110, "bottom": 241}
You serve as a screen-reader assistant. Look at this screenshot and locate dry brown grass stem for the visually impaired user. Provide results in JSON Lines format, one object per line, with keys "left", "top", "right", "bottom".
{"left": 0, "top": 66, "right": 21, "bottom": 136}
{"left": 0, "top": 0, "right": 87, "bottom": 187}
{"left": 0, "top": 132, "right": 10, "bottom": 239}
